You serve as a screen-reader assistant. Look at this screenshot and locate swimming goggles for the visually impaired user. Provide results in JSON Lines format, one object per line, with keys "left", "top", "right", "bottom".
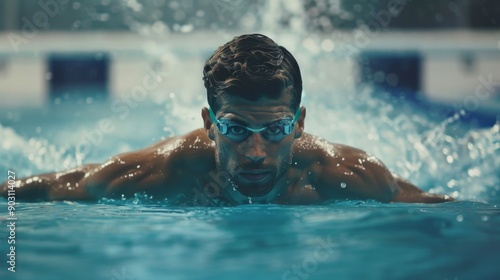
{"left": 209, "top": 107, "right": 301, "bottom": 142}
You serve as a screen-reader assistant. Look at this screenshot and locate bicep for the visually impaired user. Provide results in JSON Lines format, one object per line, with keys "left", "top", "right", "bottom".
{"left": 317, "top": 148, "right": 398, "bottom": 203}
{"left": 315, "top": 142, "right": 453, "bottom": 204}
{"left": 79, "top": 149, "right": 188, "bottom": 200}
{"left": 45, "top": 164, "right": 100, "bottom": 201}
{"left": 78, "top": 156, "right": 158, "bottom": 199}
{"left": 343, "top": 160, "right": 397, "bottom": 203}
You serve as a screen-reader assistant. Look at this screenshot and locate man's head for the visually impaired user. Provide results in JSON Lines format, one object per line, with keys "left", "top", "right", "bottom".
{"left": 202, "top": 33, "right": 303, "bottom": 113}
{"left": 201, "top": 34, "right": 305, "bottom": 197}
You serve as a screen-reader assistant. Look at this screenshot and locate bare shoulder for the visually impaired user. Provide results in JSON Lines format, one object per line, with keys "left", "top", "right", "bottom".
{"left": 170, "top": 128, "right": 216, "bottom": 172}
{"left": 82, "top": 128, "right": 214, "bottom": 199}
{"left": 294, "top": 133, "right": 396, "bottom": 202}
{"left": 293, "top": 133, "right": 373, "bottom": 166}
{"left": 128, "top": 128, "right": 214, "bottom": 169}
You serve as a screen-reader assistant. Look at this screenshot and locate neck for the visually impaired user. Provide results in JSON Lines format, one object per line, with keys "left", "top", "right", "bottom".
{"left": 222, "top": 170, "right": 292, "bottom": 205}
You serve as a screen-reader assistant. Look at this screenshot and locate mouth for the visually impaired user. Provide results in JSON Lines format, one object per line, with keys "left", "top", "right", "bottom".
{"left": 238, "top": 170, "right": 272, "bottom": 183}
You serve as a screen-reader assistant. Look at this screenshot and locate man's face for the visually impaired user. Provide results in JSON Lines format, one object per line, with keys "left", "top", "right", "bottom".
{"left": 203, "top": 95, "right": 304, "bottom": 197}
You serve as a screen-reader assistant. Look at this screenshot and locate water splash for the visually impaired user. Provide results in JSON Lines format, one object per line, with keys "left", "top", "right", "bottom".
{"left": 305, "top": 87, "right": 499, "bottom": 203}
{"left": 98, "top": 192, "right": 170, "bottom": 206}
{"left": 0, "top": 124, "right": 80, "bottom": 177}
{"left": 0, "top": 1, "right": 498, "bottom": 205}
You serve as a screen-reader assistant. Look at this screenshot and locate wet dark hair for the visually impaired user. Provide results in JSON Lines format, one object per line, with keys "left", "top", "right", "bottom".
{"left": 203, "top": 34, "right": 302, "bottom": 113}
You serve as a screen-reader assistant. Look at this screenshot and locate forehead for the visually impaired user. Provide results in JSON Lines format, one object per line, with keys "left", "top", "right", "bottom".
{"left": 216, "top": 95, "right": 294, "bottom": 124}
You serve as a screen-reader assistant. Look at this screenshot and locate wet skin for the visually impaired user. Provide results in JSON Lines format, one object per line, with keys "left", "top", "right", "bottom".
{"left": 1, "top": 96, "right": 454, "bottom": 205}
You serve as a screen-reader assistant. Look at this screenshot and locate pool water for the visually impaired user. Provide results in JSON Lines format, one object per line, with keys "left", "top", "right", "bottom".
{"left": 0, "top": 200, "right": 499, "bottom": 280}
{"left": 1, "top": 89, "right": 499, "bottom": 279}
{"left": 0, "top": 28, "right": 499, "bottom": 280}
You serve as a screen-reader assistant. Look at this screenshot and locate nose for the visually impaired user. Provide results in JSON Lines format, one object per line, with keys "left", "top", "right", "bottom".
{"left": 242, "top": 132, "right": 267, "bottom": 162}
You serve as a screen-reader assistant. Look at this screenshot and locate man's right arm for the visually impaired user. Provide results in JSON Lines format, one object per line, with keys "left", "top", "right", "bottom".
{"left": 1, "top": 164, "right": 100, "bottom": 201}
{"left": 1, "top": 138, "right": 190, "bottom": 202}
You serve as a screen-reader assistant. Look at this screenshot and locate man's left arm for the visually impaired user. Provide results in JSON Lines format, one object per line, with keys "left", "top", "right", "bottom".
{"left": 316, "top": 143, "right": 454, "bottom": 203}
{"left": 390, "top": 175, "right": 454, "bottom": 203}
{"left": 358, "top": 155, "right": 455, "bottom": 203}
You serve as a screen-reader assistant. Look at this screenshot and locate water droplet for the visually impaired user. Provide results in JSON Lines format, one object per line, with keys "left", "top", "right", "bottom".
{"left": 446, "top": 155, "right": 454, "bottom": 164}
{"left": 137, "top": 165, "right": 141, "bottom": 169}
{"left": 248, "top": 197, "right": 252, "bottom": 204}
{"left": 305, "top": 184, "right": 314, "bottom": 190}
{"left": 447, "top": 179, "right": 457, "bottom": 188}
{"left": 180, "top": 24, "right": 193, "bottom": 33}
{"left": 456, "top": 215, "right": 464, "bottom": 222}
{"left": 340, "top": 182, "right": 347, "bottom": 188}
{"left": 321, "top": 39, "right": 335, "bottom": 52}
{"left": 467, "top": 168, "right": 481, "bottom": 177}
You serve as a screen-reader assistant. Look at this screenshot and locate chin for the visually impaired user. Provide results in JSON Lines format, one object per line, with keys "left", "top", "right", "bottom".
{"left": 233, "top": 178, "right": 276, "bottom": 197}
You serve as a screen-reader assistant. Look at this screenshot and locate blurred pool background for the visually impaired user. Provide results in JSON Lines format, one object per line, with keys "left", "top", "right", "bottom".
{"left": 0, "top": 0, "right": 499, "bottom": 279}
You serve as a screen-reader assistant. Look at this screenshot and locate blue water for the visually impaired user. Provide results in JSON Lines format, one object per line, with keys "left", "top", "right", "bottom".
{"left": 0, "top": 200, "right": 499, "bottom": 280}
{"left": 1, "top": 16, "right": 500, "bottom": 277}
{"left": 1, "top": 90, "right": 499, "bottom": 279}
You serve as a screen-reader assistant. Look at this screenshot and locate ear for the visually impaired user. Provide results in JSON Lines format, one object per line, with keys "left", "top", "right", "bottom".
{"left": 294, "top": 106, "right": 306, "bottom": 139}
{"left": 201, "top": 107, "right": 215, "bottom": 140}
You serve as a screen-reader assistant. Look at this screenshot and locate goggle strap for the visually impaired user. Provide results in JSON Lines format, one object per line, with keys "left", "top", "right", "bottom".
{"left": 284, "top": 107, "right": 301, "bottom": 135}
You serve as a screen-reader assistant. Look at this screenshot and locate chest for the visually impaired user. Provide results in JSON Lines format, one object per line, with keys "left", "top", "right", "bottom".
{"left": 273, "top": 168, "right": 323, "bottom": 205}
{"left": 192, "top": 166, "right": 324, "bottom": 206}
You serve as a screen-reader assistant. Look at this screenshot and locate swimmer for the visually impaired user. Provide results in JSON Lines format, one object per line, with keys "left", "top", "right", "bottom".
{"left": 1, "top": 34, "right": 454, "bottom": 205}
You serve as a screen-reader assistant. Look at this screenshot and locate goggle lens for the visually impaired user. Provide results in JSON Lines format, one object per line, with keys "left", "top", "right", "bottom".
{"left": 209, "top": 107, "right": 300, "bottom": 142}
